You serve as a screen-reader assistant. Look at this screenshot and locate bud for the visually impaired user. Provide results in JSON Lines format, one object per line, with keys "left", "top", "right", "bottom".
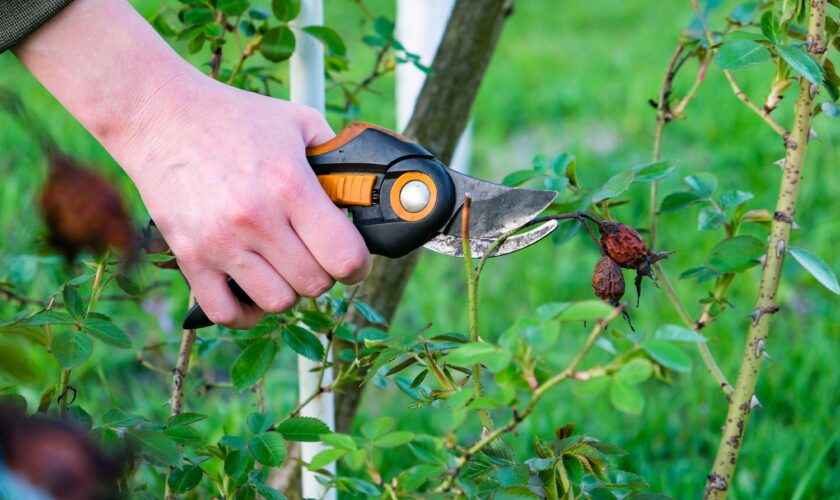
{"left": 591, "top": 255, "right": 625, "bottom": 305}
{"left": 598, "top": 221, "right": 648, "bottom": 269}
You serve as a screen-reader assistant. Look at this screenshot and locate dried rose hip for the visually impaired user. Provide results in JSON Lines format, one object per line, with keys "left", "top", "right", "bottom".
{"left": 39, "top": 152, "right": 135, "bottom": 261}
{"left": 598, "top": 221, "right": 647, "bottom": 269}
{"left": 591, "top": 255, "right": 625, "bottom": 305}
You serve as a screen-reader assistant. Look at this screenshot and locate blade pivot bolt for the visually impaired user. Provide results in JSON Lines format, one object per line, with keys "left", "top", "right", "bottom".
{"left": 400, "top": 180, "right": 431, "bottom": 213}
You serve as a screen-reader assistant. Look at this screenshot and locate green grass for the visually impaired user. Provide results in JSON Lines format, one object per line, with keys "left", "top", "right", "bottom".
{"left": 1, "top": 0, "right": 839, "bottom": 498}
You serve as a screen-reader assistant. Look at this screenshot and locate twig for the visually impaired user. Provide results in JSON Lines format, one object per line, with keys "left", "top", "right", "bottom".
{"left": 461, "top": 195, "right": 494, "bottom": 430}
{"left": 688, "top": 0, "right": 788, "bottom": 138}
{"left": 437, "top": 305, "right": 625, "bottom": 492}
{"left": 705, "top": 2, "right": 826, "bottom": 497}
{"left": 0, "top": 285, "right": 45, "bottom": 306}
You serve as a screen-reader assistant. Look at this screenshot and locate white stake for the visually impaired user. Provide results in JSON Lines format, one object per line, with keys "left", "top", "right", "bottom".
{"left": 290, "top": 1, "right": 335, "bottom": 499}
{"left": 396, "top": 0, "right": 472, "bottom": 173}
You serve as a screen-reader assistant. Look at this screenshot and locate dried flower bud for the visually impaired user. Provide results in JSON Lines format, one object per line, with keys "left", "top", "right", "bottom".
{"left": 39, "top": 152, "right": 134, "bottom": 261}
{"left": 598, "top": 221, "right": 648, "bottom": 269}
{"left": 592, "top": 255, "right": 625, "bottom": 305}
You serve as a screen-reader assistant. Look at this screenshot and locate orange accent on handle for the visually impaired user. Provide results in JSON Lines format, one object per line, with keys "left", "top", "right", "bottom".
{"left": 306, "top": 122, "right": 414, "bottom": 157}
{"left": 317, "top": 174, "right": 376, "bottom": 206}
{"left": 390, "top": 172, "right": 437, "bottom": 222}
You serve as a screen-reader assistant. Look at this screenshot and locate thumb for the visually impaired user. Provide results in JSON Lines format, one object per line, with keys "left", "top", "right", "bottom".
{"left": 296, "top": 105, "right": 335, "bottom": 147}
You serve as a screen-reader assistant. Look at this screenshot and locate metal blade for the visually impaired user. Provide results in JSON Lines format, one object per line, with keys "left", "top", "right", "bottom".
{"left": 443, "top": 170, "right": 557, "bottom": 238}
{"left": 423, "top": 220, "right": 558, "bottom": 258}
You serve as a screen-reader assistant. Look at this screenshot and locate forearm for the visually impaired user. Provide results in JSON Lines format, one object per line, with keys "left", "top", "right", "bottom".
{"left": 12, "top": 0, "right": 201, "bottom": 164}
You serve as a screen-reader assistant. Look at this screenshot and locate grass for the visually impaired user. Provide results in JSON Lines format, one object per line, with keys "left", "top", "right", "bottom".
{"left": 1, "top": 0, "right": 838, "bottom": 498}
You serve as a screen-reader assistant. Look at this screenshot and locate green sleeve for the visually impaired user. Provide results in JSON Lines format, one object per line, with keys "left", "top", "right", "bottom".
{"left": 0, "top": 0, "right": 75, "bottom": 53}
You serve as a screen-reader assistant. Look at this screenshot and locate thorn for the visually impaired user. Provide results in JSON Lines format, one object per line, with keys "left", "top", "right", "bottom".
{"left": 809, "top": 83, "right": 819, "bottom": 100}
{"left": 750, "top": 395, "right": 762, "bottom": 410}
{"left": 750, "top": 306, "right": 780, "bottom": 326}
{"left": 758, "top": 254, "right": 767, "bottom": 266}
{"left": 754, "top": 338, "right": 766, "bottom": 359}
{"left": 809, "top": 127, "right": 819, "bottom": 140}
{"left": 773, "top": 158, "right": 786, "bottom": 169}
{"left": 776, "top": 239, "right": 786, "bottom": 258}
{"left": 761, "top": 350, "right": 773, "bottom": 361}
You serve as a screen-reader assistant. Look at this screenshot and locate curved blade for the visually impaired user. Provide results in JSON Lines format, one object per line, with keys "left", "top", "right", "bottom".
{"left": 424, "top": 220, "right": 558, "bottom": 258}
{"left": 443, "top": 170, "right": 557, "bottom": 238}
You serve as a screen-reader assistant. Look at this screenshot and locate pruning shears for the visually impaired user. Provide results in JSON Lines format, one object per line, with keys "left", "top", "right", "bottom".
{"left": 146, "top": 122, "right": 558, "bottom": 329}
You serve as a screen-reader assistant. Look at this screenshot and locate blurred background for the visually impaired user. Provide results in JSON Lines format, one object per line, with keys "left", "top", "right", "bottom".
{"left": 0, "top": 0, "right": 838, "bottom": 498}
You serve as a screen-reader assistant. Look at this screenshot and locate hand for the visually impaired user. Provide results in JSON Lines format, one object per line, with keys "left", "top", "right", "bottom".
{"left": 14, "top": 0, "right": 371, "bottom": 329}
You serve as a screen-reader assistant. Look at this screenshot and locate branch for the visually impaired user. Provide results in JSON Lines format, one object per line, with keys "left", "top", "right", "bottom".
{"left": 437, "top": 305, "right": 626, "bottom": 492}
{"left": 705, "top": 1, "right": 826, "bottom": 496}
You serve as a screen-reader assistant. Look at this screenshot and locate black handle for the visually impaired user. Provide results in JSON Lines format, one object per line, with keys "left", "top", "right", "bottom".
{"left": 180, "top": 123, "right": 456, "bottom": 329}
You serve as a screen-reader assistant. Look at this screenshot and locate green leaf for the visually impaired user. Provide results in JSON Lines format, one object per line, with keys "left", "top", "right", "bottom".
{"left": 63, "top": 285, "right": 84, "bottom": 317}
{"left": 51, "top": 330, "right": 92, "bottom": 368}
{"left": 373, "top": 16, "right": 394, "bottom": 39}
{"left": 502, "top": 170, "right": 541, "bottom": 187}
{"left": 128, "top": 430, "right": 180, "bottom": 466}
{"left": 556, "top": 300, "right": 615, "bottom": 322}
{"left": 165, "top": 424, "right": 203, "bottom": 445}
{"left": 592, "top": 169, "right": 634, "bottom": 203}
{"left": 532, "top": 155, "right": 550, "bottom": 172}
{"left": 653, "top": 324, "right": 707, "bottom": 343}
{"left": 643, "top": 340, "right": 692, "bottom": 373}
{"left": 248, "top": 433, "right": 287, "bottom": 466}
{"left": 271, "top": 0, "right": 300, "bottom": 21}
{"left": 302, "top": 26, "right": 347, "bottom": 56}
{"left": 81, "top": 314, "right": 132, "bottom": 348}
{"left": 281, "top": 325, "right": 324, "bottom": 361}
{"left": 631, "top": 161, "right": 675, "bottom": 183}
{"left": 730, "top": 2, "right": 760, "bottom": 25}
{"left": 373, "top": 431, "right": 414, "bottom": 448}
{"left": 216, "top": 0, "right": 249, "bottom": 16}
{"left": 277, "top": 416, "right": 330, "bottom": 442}
{"left": 719, "top": 190, "right": 754, "bottom": 209}
{"left": 102, "top": 408, "right": 145, "bottom": 428}
{"left": 353, "top": 301, "right": 387, "bottom": 325}
{"left": 716, "top": 39, "right": 771, "bottom": 69}
{"left": 308, "top": 448, "right": 348, "bottom": 470}
{"left": 760, "top": 10, "right": 783, "bottom": 43}
{"left": 777, "top": 44, "right": 824, "bottom": 85}
{"left": 255, "top": 484, "right": 286, "bottom": 500}
{"left": 789, "top": 247, "right": 840, "bottom": 294}
{"left": 168, "top": 412, "right": 207, "bottom": 427}
{"left": 115, "top": 274, "right": 142, "bottom": 297}
{"left": 360, "top": 416, "right": 394, "bottom": 441}
{"left": 698, "top": 205, "right": 727, "bottom": 231}
{"left": 247, "top": 411, "right": 277, "bottom": 434}
{"left": 20, "top": 309, "right": 75, "bottom": 327}
{"left": 168, "top": 464, "right": 203, "bottom": 493}
{"left": 322, "top": 433, "right": 357, "bottom": 450}
{"left": 248, "top": 7, "right": 270, "bottom": 20}
{"left": 224, "top": 449, "right": 253, "bottom": 480}
{"left": 66, "top": 406, "right": 93, "bottom": 430}
{"left": 260, "top": 27, "right": 296, "bottom": 62}
{"left": 182, "top": 7, "right": 214, "bottom": 25}
{"left": 231, "top": 338, "right": 278, "bottom": 391}
{"left": 659, "top": 191, "right": 706, "bottom": 213}
{"left": 614, "top": 358, "right": 653, "bottom": 385}
{"left": 445, "top": 342, "right": 511, "bottom": 372}
{"left": 552, "top": 153, "right": 575, "bottom": 175}
{"left": 684, "top": 173, "right": 718, "bottom": 196}
{"left": 609, "top": 380, "right": 644, "bottom": 415}
{"left": 708, "top": 235, "right": 765, "bottom": 273}
{"left": 497, "top": 464, "right": 530, "bottom": 487}
{"left": 544, "top": 176, "right": 570, "bottom": 192}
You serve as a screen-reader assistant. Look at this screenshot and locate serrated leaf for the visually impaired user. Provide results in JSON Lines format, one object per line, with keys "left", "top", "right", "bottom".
{"left": 308, "top": 448, "right": 348, "bottom": 470}
{"left": 373, "top": 431, "right": 414, "bottom": 448}
{"left": 302, "top": 26, "right": 346, "bottom": 56}
{"left": 719, "top": 190, "right": 754, "bottom": 209}
{"left": 224, "top": 449, "right": 253, "bottom": 480}
{"left": 20, "top": 309, "right": 75, "bottom": 327}
{"left": 128, "top": 430, "right": 180, "bottom": 466}
{"left": 51, "top": 330, "right": 92, "bottom": 368}
{"left": 684, "top": 173, "right": 718, "bottom": 196}
{"left": 165, "top": 424, "right": 203, "bottom": 445}
{"left": 231, "top": 338, "right": 278, "bottom": 391}
{"left": 248, "top": 433, "right": 286, "bottom": 466}
{"left": 115, "top": 274, "right": 142, "bottom": 297}
{"left": 653, "top": 324, "right": 707, "bottom": 343}
{"left": 659, "top": 191, "right": 706, "bottom": 213}
{"left": 247, "top": 411, "right": 277, "bottom": 434}
{"left": 277, "top": 416, "right": 330, "bottom": 442}
{"left": 642, "top": 340, "right": 692, "bottom": 373}
{"left": 353, "top": 301, "right": 387, "bottom": 325}
{"left": 716, "top": 39, "right": 771, "bottom": 69}
{"left": 81, "top": 314, "right": 132, "bottom": 348}
{"left": 63, "top": 285, "right": 84, "bottom": 317}
{"left": 698, "top": 205, "right": 727, "bottom": 231}
{"left": 446, "top": 342, "right": 511, "bottom": 372}
{"left": 708, "top": 235, "right": 765, "bottom": 272}
{"left": 557, "top": 301, "right": 615, "bottom": 321}
{"left": 614, "top": 358, "right": 653, "bottom": 385}
{"left": 609, "top": 381, "right": 644, "bottom": 415}
{"left": 777, "top": 44, "right": 824, "bottom": 85}
{"left": 631, "top": 161, "right": 675, "bottom": 183}
{"left": 592, "top": 169, "right": 634, "bottom": 203}
{"left": 168, "top": 464, "right": 203, "bottom": 493}
{"left": 102, "top": 408, "right": 145, "bottom": 428}
{"left": 361, "top": 416, "right": 394, "bottom": 441}
{"left": 216, "top": 0, "right": 249, "bottom": 16}
{"left": 789, "top": 247, "right": 840, "bottom": 294}
{"left": 168, "top": 412, "right": 207, "bottom": 427}
{"left": 182, "top": 7, "right": 213, "bottom": 25}
{"left": 281, "top": 325, "right": 324, "bottom": 361}
{"left": 321, "top": 433, "right": 357, "bottom": 450}
{"left": 271, "top": 0, "right": 300, "bottom": 21}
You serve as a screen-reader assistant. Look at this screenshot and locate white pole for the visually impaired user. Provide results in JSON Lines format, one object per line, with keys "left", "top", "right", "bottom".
{"left": 290, "top": 2, "right": 336, "bottom": 500}
{"left": 396, "top": 0, "right": 471, "bottom": 173}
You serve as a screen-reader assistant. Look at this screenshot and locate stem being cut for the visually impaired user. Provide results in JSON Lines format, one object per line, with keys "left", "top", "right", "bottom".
{"left": 705, "top": 2, "right": 825, "bottom": 496}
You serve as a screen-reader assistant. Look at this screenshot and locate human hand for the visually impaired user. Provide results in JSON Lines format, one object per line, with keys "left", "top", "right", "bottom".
{"left": 14, "top": 0, "right": 371, "bottom": 329}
